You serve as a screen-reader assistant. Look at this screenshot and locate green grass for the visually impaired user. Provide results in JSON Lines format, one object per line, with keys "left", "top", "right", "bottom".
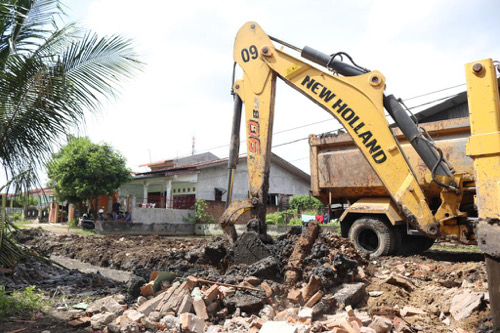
{"left": 12, "top": 221, "right": 31, "bottom": 229}
{"left": 431, "top": 243, "right": 481, "bottom": 253}
{"left": 53, "top": 225, "right": 97, "bottom": 236}
{"left": 0, "top": 285, "right": 52, "bottom": 320}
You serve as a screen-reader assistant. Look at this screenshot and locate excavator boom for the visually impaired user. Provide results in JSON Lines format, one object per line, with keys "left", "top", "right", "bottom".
{"left": 221, "top": 22, "right": 460, "bottom": 240}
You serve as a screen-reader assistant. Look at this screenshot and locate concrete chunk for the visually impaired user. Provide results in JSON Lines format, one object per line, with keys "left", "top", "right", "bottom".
{"left": 180, "top": 313, "right": 204, "bottom": 333}
{"left": 259, "top": 321, "right": 298, "bottom": 333}
{"left": 124, "top": 309, "right": 145, "bottom": 322}
{"left": 450, "top": 291, "right": 484, "bottom": 321}
{"left": 368, "top": 315, "right": 393, "bottom": 333}
{"left": 90, "top": 312, "right": 116, "bottom": 330}
{"left": 101, "top": 298, "right": 124, "bottom": 316}
{"left": 333, "top": 282, "right": 366, "bottom": 308}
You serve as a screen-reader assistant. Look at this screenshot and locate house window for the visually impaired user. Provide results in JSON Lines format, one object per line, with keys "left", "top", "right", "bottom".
{"left": 267, "top": 193, "right": 280, "bottom": 206}
{"left": 214, "top": 187, "right": 226, "bottom": 202}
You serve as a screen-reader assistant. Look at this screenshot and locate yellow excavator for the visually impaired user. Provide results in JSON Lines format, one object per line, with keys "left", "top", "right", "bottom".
{"left": 219, "top": 22, "right": 500, "bottom": 328}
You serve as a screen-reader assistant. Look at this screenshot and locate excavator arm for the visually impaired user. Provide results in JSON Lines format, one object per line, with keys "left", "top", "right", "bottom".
{"left": 465, "top": 58, "right": 500, "bottom": 328}
{"left": 220, "top": 22, "right": 465, "bottom": 242}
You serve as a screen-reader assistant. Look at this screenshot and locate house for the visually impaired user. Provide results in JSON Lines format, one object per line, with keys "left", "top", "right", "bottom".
{"left": 117, "top": 152, "right": 311, "bottom": 222}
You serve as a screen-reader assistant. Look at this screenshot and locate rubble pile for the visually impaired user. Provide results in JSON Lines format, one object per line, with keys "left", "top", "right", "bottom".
{"left": 70, "top": 267, "right": 491, "bottom": 333}
{"left": 10, "top": 226, "right": 493, "bottom": 332}
{"left": 77, "top": 273, "right": 372, "bottom": 333}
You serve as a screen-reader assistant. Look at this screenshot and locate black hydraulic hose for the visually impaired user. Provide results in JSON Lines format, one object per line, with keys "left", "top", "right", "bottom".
{"left": 301, "top": 46, "right": 367, "bottom": 77}
{"left": 226, "top": 95, "right": 243, "bottom": 208}
{"left": 384, "top": 94, "right": 452, "bottom": 178}
{"left": 430, "top": 142, "right": 460, "bottom": 194}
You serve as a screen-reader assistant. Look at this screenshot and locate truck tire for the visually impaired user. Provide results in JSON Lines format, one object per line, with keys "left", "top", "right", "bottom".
{"left": 348, "top": 217, "right": 394, "bottom": 258}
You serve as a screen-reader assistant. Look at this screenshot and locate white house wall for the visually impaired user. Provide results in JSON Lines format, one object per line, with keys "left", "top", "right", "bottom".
{"left": 268, "top": 162, "right": 310, "bottom": 195}
{"left": 196, "top": 160, "right": 310, "bottom": 202}
{"left": 196, "top": 164, "right": 231, "bottom": 201}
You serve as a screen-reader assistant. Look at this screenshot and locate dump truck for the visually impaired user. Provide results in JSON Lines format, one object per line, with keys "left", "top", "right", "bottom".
{"left": 309, "top": 116, "right": 475, "bottom": 256}
{"left": 219, "top": 22, "right": 500, "bottom": 328}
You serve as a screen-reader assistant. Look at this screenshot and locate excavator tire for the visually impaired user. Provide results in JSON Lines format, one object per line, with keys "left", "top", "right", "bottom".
{"left": 348, "top": 216, "right": 395, "bottom": 258}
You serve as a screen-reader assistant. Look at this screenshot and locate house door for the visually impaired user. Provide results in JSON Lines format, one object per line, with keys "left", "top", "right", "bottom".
{"left": 173, "top": 194, "right": 196, "bottom": 209}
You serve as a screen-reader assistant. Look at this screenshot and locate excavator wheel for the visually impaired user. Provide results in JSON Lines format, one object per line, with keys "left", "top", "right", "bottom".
{"left": 348, "top": 216, "right": 396, "bottom": 258}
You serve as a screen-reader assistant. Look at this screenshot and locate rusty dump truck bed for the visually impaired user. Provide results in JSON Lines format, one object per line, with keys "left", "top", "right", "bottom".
{"left": 309, "top": 117, "right": 473, "bottom": 203}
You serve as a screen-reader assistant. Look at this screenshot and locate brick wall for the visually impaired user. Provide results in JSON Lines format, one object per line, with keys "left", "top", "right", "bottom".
{"left": 205, "top": 200, "right": 279, "bottom": 224}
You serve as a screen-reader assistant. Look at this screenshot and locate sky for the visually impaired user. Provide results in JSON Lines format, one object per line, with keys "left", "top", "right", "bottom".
{"left": 60, "top": 0, "right": 500, "bottom": 176}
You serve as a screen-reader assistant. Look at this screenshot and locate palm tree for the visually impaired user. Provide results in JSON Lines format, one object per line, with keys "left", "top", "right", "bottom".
{"left": 0, "top": 0, "right": 142, "bottom": 266}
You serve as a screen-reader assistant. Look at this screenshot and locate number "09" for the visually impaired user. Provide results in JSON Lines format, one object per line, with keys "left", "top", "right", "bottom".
{"left": 241, "top": 45, "right": 258, "bottom": 63}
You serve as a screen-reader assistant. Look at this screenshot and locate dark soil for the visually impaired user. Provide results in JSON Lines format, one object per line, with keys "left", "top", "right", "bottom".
{"left": 2, "top": 227, "right": 493, "bottom": 332}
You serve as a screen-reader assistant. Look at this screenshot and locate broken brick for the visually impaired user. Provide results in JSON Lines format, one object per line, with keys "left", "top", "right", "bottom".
{"left": 67, "top": 316, "right": 91, "bottom": 327}
{"left": 203, "top": 285, "right": 220, "bottom": 304}
{"left": 304, "top": 291, "right": 323, "bottom": 308}
{"left": 260, "top": 281, "right": 273, "bottom": 298}
{"left": 287, "top": 289, "right": 303, "bottom": 305}
{"left": 137, "top": 290, "right": 166, "bottom": 316}
{"left": 383, "top": 274, "right": 415, "bottom": 291}
{"left": 177, "top": 294, "right": 194, "bottom": 314}
{"left": 400, "top": 306, "right": 426, "bottom": 317}
{"left": 302, "top": 275, "right": 322, "bottom": 301}
{"left": 246, "top": 276, "right": 261, "bottom": 286}
{"left": 193, "top": 298, "right": 209, "bottom": 320}
{"left": 218, "top": 285, "right": 235, "bottom": 298}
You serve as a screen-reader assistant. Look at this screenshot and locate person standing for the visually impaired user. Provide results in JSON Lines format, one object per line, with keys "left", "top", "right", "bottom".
{"left": 112, "top": 201, "right": 121, "bottom": 221}
{"left": 98, "top": 206, "right": 105, "bottom": 221}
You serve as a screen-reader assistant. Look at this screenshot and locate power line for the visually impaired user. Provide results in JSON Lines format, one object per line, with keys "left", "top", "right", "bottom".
{"left": 403, "top": 83, "right": 465, "bottom": 101}
{"left": 181, "top": 82, "right": 473, "bottom": 158}
{"left": 407, "top": 93, "right": 460, "bottom": 110}
{"left": 195, "top": 118, "right": 335, "bottom": 155}
{"left": 272, "top": 136, "right": 309, "bottom": 148}
{"left": 274, "top": 118, "right": 334, "bottom": 134}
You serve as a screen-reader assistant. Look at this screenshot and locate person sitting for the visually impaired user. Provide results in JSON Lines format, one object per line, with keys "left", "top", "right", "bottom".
{"left": 124, "top": 212, "right": 132, "bottom": 222}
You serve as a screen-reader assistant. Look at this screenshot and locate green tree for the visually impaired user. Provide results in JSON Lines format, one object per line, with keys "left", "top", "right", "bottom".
{"left": 289, "top": 194, "right": 324, "bottom": 213}
{"left": 0, "top": 0, "right": 142, "bottom": 191}
{"left": 0, "top": 0, "right": 142, "bottom": 266}
{"left": 12, "top": 194, "right": 38, "bottom": 207}
{"left": 47, "top": 136, "right": 132, "bottom": 216}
